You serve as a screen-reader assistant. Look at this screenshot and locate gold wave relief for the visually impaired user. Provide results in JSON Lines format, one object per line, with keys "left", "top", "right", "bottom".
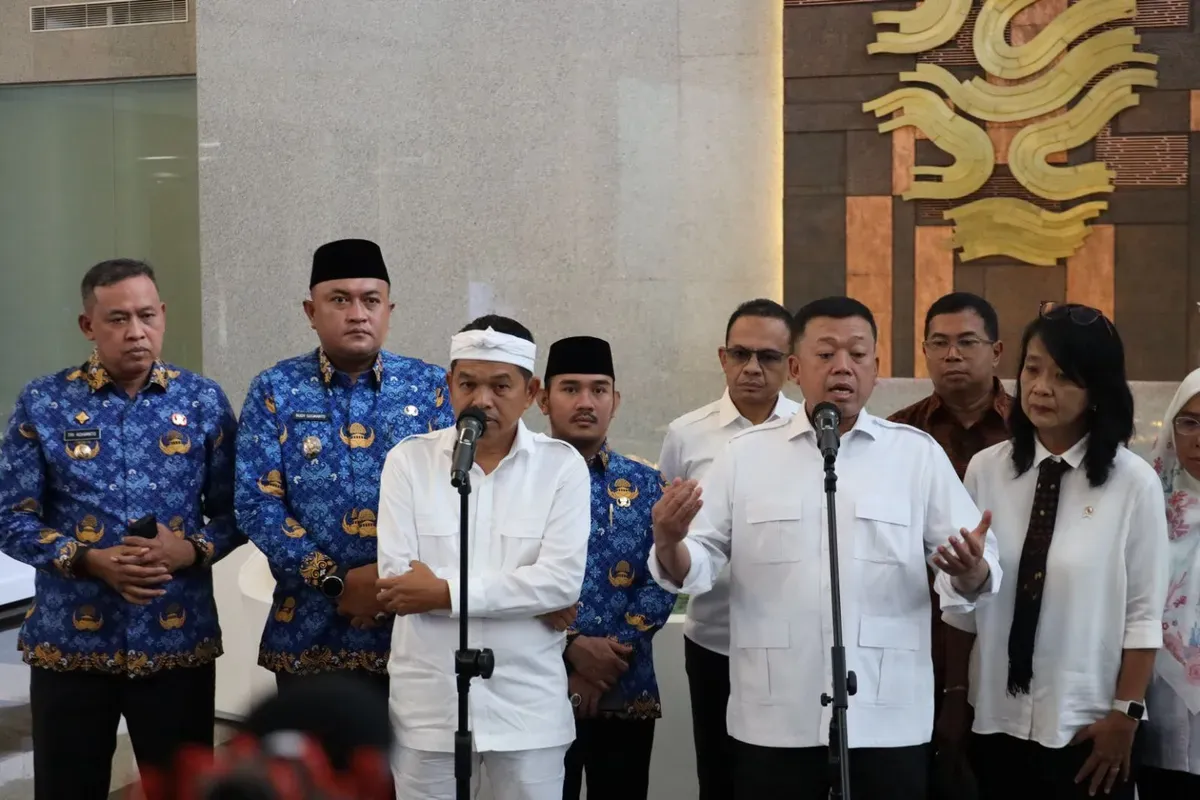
{"left": 864, "top": 0, "right": 1158, "bottom": 265}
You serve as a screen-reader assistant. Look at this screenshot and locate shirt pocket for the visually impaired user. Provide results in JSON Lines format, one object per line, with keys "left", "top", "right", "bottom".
{"left": 414, "top": 514, "right": 455, "bottom": 566}
{"left": 498, "top": 517, "right": 545, "bottom": 571}
{"left": 853, "top": 496, "right": 911, "bottom": 564}
{"left": 857, "top": 614, "right": 921, "bottom": 706}
{"left": 732, "top": 618, "right": 791, "bottom": 704}
{"left": 743, "top": 500, "right": 805, "bottom": 564}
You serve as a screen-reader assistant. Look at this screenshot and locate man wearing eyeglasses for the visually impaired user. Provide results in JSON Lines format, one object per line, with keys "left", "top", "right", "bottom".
{"left": 655, "top": 298, "right": 800, "bottom": 800}
{"left": 888, "top": 291, "right": 1012, "bottom": 798}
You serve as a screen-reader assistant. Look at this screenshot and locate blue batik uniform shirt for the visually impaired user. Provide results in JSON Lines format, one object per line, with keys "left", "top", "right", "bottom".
{"left": 0, "top": 352, "right": 240, "bottom": 676}
{"left": 568, "top": 444, "right": 675, "bottom": 719}
{"left": 236, "top": 348, "right": 455, "bottom": 675}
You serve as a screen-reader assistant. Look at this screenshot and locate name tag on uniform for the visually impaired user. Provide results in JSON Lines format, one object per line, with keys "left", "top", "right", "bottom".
{"left": 63, "top": 428, "right": 101, "bottom": 442}
{"left": 292, "top": 412, "right": 330, "bottom": 422}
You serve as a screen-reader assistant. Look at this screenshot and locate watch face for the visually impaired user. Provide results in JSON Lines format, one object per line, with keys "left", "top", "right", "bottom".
{"left": 1129, "top": 702, "right": 1145, "bottom": 719}
{"left": 321, "top": 575, "right": 344, "bottom": 599}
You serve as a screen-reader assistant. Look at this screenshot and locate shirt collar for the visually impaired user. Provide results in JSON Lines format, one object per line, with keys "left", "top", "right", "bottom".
{"left": 317, "top": 348, "right": 384, "bottom": 387}
{"left": 1033, "top": 434, "right": 1089, "bottom": 470}
{"left": 588, "top": 441, "right": 612, "bottom": 473}
{"left": 787, "top": 405, "right": 880, "bottom": 442}
{"left": 71, "top": 349, "right": 173, "bottom": 393}
{"left": 716, "top": 388, "right": 796, "bottom": 428}
{"left": 924, "top": 377, "right": 1011, "bottom": 426}
{"left": 441, "top": 419, "right": 537, "bottom": 463}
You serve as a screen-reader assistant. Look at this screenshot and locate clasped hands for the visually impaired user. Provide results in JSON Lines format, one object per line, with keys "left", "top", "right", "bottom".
{"left": 566, "top": 635, "right": 633, "bottom": 719}
{"left": 373, "top": 561, "right": 451, "bottom": 619}
{"left": 87, "top": 521, "right": 196, "bottom": 605}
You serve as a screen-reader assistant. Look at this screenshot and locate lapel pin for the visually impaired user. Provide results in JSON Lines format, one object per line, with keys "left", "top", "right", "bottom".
{"left": 171, "top": 412, "right": 188, "bottom": 427}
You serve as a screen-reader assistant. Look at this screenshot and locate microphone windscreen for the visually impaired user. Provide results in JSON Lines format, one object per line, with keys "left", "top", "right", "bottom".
{"left": 240, "top": 675, "right": 393, "bottom": 772}
{"left": 456, "top": 406, "right": 488, "bottom": 428}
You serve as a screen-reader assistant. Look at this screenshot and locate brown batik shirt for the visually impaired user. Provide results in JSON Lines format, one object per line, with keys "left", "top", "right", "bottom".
{"left": 888, "top": 378, "right": 1012, "bottom": 696}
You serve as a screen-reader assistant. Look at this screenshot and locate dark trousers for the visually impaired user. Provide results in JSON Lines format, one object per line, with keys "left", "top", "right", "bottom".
{"left": 685, "top": 636, "right": 735, "bottom": 800}
{"left": 562, "top": 718, "right": 655, "bottom": 800}
{"left": 1137, "top": 765, "right": 1200, "bottom": 798}
{"left": 972, "top": 731, "right": 1143, "bottom": 800}
{"left": 734, "top": 740, "right": 929, "bottom": 800}
{"left": 274, "top": 668, "right": 390, "bottom": 698}
{"left": 30, "top": 662, "right": 216, "bottom": 800}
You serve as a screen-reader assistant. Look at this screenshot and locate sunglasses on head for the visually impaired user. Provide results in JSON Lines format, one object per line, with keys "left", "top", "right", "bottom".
{"left": 1038, "top": 301, "right": 1113, "bottom": 332}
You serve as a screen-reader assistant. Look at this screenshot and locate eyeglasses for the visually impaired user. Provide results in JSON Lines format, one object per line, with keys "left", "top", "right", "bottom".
{"left": 922, "top": 337, "right": 994, "bottom": 356}
{"left": 1039, "top": 301, "right": 1104, "bottom": 326}
{"left": 1174, "top": 416, "right": 1200, "bottom": 437}
{"left": 722, "top": 346, "right": 786, "bottom": 367}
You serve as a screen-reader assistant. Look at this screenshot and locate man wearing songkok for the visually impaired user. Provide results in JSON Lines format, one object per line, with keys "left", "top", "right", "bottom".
{"left": 536, "top": 335, "right": 674, "bottom": 800}
{"left": 650, "top": 296, "right": 1003, "bottom": 800}
{"left": 375, "top": 315, "right": 591, "bottom": 800}
{"left": 235, "top": 238, "right": 454, "bottom": 695}
{"left": 0, "top": 258, "right": 241, "bottom": 799}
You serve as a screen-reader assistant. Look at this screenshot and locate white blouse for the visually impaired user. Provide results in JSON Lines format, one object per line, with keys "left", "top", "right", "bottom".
{"left": 946, "top": 437, "right": 1169, "bottom": 748}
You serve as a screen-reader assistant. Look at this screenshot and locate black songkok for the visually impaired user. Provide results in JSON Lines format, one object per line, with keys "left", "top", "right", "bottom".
{"left": 309, "top": 239, "right": 390, "bottom": 288}
{"left": 544, "top": 336, "right": 615, "bottom": 381}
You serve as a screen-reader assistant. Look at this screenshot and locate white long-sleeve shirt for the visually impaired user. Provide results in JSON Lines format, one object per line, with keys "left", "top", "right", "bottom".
{"left": 376, "top": 421, "right": 591, "bottom": 753}
{"left": 945, "top": 438, "right": 1169, "bottom": 749}
{"left": 649, "top": 410, "right": 1001, "bottom": 749}
{"left": 657, "top": 390, "right": 801, "bottom": 656}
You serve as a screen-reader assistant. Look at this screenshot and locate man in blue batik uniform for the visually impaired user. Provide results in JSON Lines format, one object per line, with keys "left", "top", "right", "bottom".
{"left": 0, "top": 258, "right": 241, "bottom": 800}
{"left": 537, "top": 335, "right": 675, "bottom": 800}
{"left": 235, "top": 239, "right": 454, "bottom": 695}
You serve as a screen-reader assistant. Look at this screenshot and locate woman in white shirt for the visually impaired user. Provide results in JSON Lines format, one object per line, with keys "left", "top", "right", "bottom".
{"left": 946, "top": 303, "right": 1169, "bottom": 800}
{"left": 1139, "top": 368, "right": 1200, "bottom": 797}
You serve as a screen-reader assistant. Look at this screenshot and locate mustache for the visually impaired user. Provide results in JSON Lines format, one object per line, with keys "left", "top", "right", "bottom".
{"left": 571, "top": 413, "right": 597, "bottom": 423}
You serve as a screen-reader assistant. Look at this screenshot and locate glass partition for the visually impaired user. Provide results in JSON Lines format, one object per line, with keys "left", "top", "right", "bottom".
{"left": 0, "top": 77, "right": 201, "bottom": 430}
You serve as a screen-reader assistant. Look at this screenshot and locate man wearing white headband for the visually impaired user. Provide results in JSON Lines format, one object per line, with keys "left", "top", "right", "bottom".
{"left": 374, "top": 315, "right": 591, "bottom": 800}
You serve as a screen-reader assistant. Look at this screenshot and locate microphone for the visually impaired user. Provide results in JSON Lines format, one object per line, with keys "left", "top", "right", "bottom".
{"left": 451, "top": 407, "right": 488, "bottom": 488}
{"left": 812, "top": 401, "right": 842, "bottom": 461}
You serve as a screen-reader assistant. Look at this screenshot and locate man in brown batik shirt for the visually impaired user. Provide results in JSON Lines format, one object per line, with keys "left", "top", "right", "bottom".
{"left": 889, "top": 292, "right": 1012, "bottom": 797}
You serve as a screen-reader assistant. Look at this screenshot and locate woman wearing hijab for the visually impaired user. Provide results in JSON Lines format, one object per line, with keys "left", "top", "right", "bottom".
{"left": 944, "top": 304, "right": 1169, "bottom": 799}
{"left": 1139, "top": 369, "right": 1200, "bottom": 796}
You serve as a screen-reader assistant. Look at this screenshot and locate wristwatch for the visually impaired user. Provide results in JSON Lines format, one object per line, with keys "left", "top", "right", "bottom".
{"left": 1112, "top": 699, "right": 1145, "bottom": 720}
{"left": 320, "top": 574, "right": 345, "bottom": 600}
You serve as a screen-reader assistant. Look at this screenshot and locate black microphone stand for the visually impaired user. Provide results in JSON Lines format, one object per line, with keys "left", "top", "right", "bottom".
{"left": 452, "top": 470, "right": 494, "bottom": 800}
{"left": 819, "top": 449, "right": 855, "bottom": 799}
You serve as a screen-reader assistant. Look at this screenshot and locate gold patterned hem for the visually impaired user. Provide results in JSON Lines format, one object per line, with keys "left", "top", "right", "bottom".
{"left": 258, "top": 645, "right": 389, "bottom": 675}
{"left": 21, "top": 638, "right": 221, "bottom": 677}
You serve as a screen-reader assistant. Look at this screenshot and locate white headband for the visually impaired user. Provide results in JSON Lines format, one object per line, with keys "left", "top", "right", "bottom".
{"left": 450, "top": 327, "right": 537, "bottom": 372}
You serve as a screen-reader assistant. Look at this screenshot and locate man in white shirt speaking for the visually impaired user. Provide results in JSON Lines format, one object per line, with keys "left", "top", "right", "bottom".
{"left": 373, "top": 315, "right": 591, "bottom": 800}
{"left": 649, "top": 296, "right": 1004, "bottom": 799}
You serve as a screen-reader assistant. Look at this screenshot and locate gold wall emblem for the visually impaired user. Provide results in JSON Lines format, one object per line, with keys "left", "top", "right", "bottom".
{"left": 606, "top": 479, "right": 639, "bottom": 508}
{"left": 159, "top": 603, "right": 186, "bottom": 630}
{"left": 158, "top": 430, "right": 192, "bottom": 456}
{"left": 282, "top": 517, "right": 306, "bottom": 538}
{"left": 864, "top": 0, "right": 1157, "bottom": 265}
{"left": 257, "top": 470, "right": 285, "bottom": 497}
{"left": 75, "top": 515, "right": 104, "bottom": 543}
{"left": 72, "top": 605, "right": 103, "bottom": 631}
{"left": 341, "top": 508, "right": 378, "bottom": 538}
{"left": 339, "top": 423, "right": 375, "bottom": 449}
{"left": 608, "top": 560, "right": 635, "bottom": 588}
{"left": 274, "top": 596, "right": 296, "bottom": 623}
